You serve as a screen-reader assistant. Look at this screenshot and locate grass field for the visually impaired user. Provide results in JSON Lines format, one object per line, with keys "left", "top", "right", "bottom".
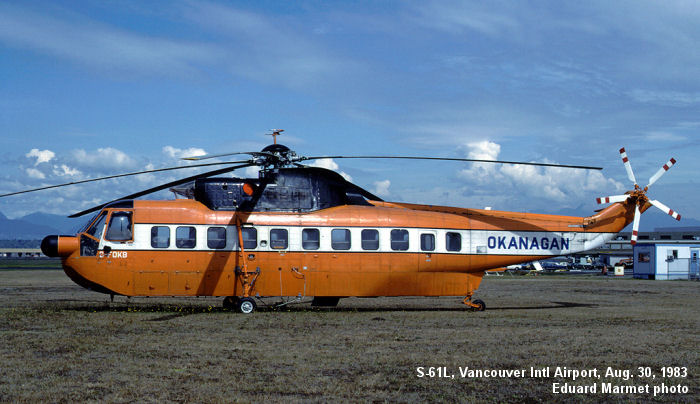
{"left": 0, "top": 268, "right": 697, "bottom": 403}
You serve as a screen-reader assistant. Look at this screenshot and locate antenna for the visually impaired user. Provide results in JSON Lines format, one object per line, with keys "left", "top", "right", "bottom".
{"left": 267, "top": 129, "right": 284, "bottom": 144}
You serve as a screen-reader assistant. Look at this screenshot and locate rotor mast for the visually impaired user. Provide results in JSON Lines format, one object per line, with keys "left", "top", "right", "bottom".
{"left": 267, "top": 129, "right": 284, "bottom": 145}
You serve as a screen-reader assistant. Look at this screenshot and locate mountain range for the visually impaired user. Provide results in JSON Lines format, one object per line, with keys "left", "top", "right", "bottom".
{"left": 0, "top": 211, "right": 85, "bottom": 239}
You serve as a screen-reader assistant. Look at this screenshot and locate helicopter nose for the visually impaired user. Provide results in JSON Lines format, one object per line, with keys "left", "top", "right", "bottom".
{"left": 41, "top": 235, "right": 79, "bottom": 257}
{"left": 41, "top": 235, "right": 59, "bottom": 257}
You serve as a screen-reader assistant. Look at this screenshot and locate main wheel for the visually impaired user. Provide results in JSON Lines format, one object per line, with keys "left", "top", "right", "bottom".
{"left": 222, "top": 296, "right": 239, "bottom": 310}
{"left": 472, "top": 299, "right": 486, "bottom": 311}
{"left": 237, "top": 297, "right": 257, "bottom": 314}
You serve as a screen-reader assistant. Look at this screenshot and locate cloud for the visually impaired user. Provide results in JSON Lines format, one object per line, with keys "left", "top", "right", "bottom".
{"left": 163, "top": 146, "right": 207, "bottom": 160}
{"left": 25, "top": 167, "right": 46, "bottom": 179}
{"left": 52, "top": 164, "right": 82, "bottom": 177}
{"left": 0, "top": 3, "right": 220, "bottom": 76}
{"left": 26, "top": 148, "right": 55, "bottom": 166}
{"left": 372, "top": 180, "right": 391, "bottom": 197}
{"left": 183, "top": 2, "right": 350, "bottom": 89}
{"left": 413, "top": 1, "right": 519, "bottom": 37}
{"left": 643, "top": 131, "right": 686, "bottom": 142}
{"left": 457, "top": 141, "right": 502, "bottom": 184}
{"left": 71, "top": 147, "right": 137, "bottom": 171}
{"left": 308, "top": 158, "right": 353, "bottom": 182}
{"left": 457, "top": 140, "right": 624, "bottom": 205}
{"left": 628, "top": 89, "right": 700, "bottom": 107}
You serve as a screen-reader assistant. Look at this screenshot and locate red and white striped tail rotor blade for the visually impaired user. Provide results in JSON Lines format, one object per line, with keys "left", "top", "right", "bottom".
{"left": 646, "top": 158, "right": 676, "bottom": 188}
{"left": 619, "top": 147, "right": 637, "bottom": 185}
{"left": 650, "top": 199, "right": 681, "bottom": 221}
{"left": 596, "top": 195, "right": 629, "bottom": 204}
{"left": 630, "top": 205, "right": 641, "bottom": 245}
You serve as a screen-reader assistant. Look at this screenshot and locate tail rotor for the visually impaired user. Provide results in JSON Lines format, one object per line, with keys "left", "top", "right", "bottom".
{"left": 596, "top": 148, "right": 681, "bottom": 245}
{"left": 619, "top": 147, "right": 638, "bottom": 186}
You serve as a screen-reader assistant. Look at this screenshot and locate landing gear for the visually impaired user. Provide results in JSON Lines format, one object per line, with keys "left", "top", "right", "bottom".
{"left": 223, "top": 296, "right": 257, "bottom": 313}
{"left": 237, "top": 297, "right": 257, "bottom": 314}
{"left": 462, "top": 294, "right": 486, "bottom": 311}
{"left": 471, "top": 299, "right": 486, "bottom": 311}
{"left": 222, "top": 296, "right": 240, "bottom": 310}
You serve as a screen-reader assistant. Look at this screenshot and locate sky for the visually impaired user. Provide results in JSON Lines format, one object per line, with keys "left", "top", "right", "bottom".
{"left": 1, "top": 1, "right": 699, "bottom": 229}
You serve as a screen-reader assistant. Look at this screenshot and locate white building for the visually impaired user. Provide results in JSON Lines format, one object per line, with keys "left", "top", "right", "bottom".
{"left": 633, "top": 242, "right": 700, "bottom": 280}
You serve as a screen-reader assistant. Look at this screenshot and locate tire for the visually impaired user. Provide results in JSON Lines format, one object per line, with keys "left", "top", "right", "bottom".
{"left": 472, "top": 299, "right": 486, "bottom": 311}
{"left": 237, "top": 297, "right": 257, "bottom": 314}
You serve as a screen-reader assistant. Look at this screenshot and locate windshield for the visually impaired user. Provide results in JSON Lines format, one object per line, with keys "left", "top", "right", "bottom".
{"left": 77, "top": 212, "right": 100, "bottom": 234}
{"left": 105, "top": 211, "right": 132, "bottom": 241}
{"left": 86, "top": 212, "right": 107, "bottom": 240}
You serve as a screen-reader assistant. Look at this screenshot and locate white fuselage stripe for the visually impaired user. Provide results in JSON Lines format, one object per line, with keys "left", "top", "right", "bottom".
{"left": 100, "top": 224, "right": 615, "bottom": 257}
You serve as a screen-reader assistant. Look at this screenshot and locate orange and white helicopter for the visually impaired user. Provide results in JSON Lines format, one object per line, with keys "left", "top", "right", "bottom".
{"left": 1, "top": 132, "right": 681, "bottom": 313}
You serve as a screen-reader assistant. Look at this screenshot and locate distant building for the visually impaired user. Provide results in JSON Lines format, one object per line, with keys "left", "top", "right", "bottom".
{"left": 0, "top": 248, "right": 43, "bottom": 258}
{"left": 633, "top": 242, "right": 700, "bottom": 280}
{"left": 573, "top": 227, "right": 700, "bottom": 277}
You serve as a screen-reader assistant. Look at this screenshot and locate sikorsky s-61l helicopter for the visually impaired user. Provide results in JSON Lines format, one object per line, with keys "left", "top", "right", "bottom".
{"left": 1, "top": 131, "right": 681, "bottom": 313}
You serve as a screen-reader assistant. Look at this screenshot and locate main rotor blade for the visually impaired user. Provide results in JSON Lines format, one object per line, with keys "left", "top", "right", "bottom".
{"left": 302, "top": 155, "right": 602, "bottom": 170}
{"left": 630, "top": 205, "right": 641, "bottom": 245}
{"left": 183, "top": 151, "right": 275, "bottom": 161}
{"left": 68, "top": 162, "right": 254, "bottom": 218}
{"left": 619, "top": 147, "right": 637, "bottom": 185}
{"left": 649, "top": 199, "right": 681, "bottom": 221}
{"left": 0, "top": 160, "right": 252, "bottom": 199}
{"left": 646, "top": 157, "right": 676, "bottom": 188}
{"left": 183, "top": 152, "right": 253, "bottom": 161}
{"left": 596, "top": 195, "right": 630, "bottom": 204}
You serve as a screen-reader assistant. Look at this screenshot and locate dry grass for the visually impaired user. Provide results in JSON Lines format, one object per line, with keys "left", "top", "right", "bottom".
{"left": 0, "top": 269, "right": 698, "bottom": 403}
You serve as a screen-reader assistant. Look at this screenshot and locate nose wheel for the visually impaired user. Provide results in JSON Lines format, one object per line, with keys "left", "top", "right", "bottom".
{"left": 463, "top": 295, "right": 486, "bottom": 311}
{"left": 470, "top": 299, "right": 486, "bottom": 311}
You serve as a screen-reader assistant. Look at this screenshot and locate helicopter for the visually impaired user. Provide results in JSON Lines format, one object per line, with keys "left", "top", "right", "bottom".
{"left": 1, "top": 131, "right": 681, "bottom": 313}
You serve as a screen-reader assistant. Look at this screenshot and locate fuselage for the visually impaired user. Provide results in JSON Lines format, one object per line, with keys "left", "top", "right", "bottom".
{"left": 43, "top": 197, "right": 637, "bottom": 299}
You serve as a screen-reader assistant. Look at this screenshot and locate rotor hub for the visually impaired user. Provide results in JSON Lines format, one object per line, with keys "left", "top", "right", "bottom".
{"left": 257, "top": 143, "right": 299, "bottom": 170}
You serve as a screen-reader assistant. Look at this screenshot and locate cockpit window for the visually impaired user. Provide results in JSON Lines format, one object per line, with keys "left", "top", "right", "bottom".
{"left": 105, "top": 211, "right": 133, "bottom": 241}
{"left": 86, "top": 212, "right": 107, "bottom": 240}
{"left": 78, "top": 212, "right": 99, "bottom": 234}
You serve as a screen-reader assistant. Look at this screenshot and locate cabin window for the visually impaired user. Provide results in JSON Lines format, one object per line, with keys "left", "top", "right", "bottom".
{"left": 176, "top": 226, "right": 196, "bottom": 249}
{"left": 270, "top": 229, "right": 288, "bottom": 249}
{"left": 86, "top": 212, "right": 107, "bottom": 240}
{"left": 421, "top": 233, "right": 435, "bottom": 251}
{"left": 105, "top": 211, "right": 132, "bottom": 241}
{"left": 331, "top": 229, "right": 351, "bottom": 250}
{"left": 361, "top": 229, "right": 379, "bottom": 250}
{"left": 241, "top": 227, "right": 257, "bottom": 250}
{"left": 446, "top": 232, "right": 461, "bottom": 252}
{"left": 302, "top": 228, "right": 320, "bottom": 250}
{"left": 207, "top": 227, "right": 227, "bottom": 249}
{"left": 390, "top": 229, "right": 409, "bottom": 251}
{"left": 151, "top": 226, "right": 170, "bottom": 248}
